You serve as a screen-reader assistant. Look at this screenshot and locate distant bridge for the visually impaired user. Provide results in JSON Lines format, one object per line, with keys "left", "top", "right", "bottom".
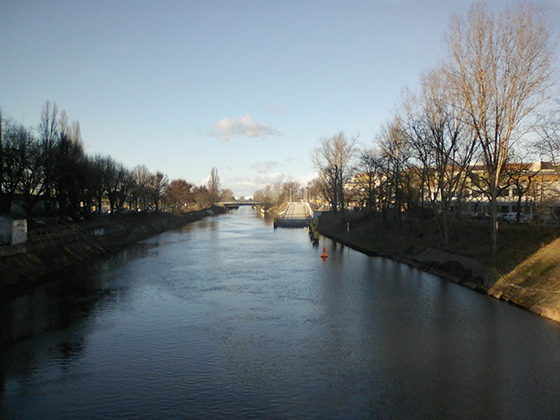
{"left": 221, "top": 201, "right": 260, "bottom": 209}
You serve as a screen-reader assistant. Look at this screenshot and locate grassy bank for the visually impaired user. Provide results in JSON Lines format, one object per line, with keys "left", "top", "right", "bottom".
{"left": 317, "top": 211, "right": 560, "bottom": 321}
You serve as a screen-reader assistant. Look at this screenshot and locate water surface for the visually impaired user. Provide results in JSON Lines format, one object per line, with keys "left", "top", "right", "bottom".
{"left": 1, "top": 207, "right": 560, "bottom": 419}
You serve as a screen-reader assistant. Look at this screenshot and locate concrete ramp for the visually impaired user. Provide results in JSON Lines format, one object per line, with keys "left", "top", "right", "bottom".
{"left": 276, "top": 202, "right": 313, "bottom": 227}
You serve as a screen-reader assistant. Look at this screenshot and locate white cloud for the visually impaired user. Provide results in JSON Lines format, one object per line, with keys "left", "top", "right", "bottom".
{"left": 210, "top": 114, "right": 279, "bottom": 142}
{"left": 296, "top": 172, "right": 319, "bottom": 186}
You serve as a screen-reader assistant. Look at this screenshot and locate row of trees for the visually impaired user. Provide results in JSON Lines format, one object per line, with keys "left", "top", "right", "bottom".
{"left": 0, "top": 101, "right": 228, "bottom": 220}
{"left": 253, "top": 181, "right": 305, "bottom": 208}
{"left": 311, "top": 2, "right": 559, "bottom": 253}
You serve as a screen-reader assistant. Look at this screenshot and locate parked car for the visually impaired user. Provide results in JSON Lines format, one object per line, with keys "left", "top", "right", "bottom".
{"left": 498, "top": 213, "right": 509, "bottom": 221}
{"left": 473, "top": 212, "right": 491, "bottom": 220}
{"left": 520, "top": 213, "right": 532, "bottom": 224}
{"left": 503, "top": 212, "right": 532, "bottom": 224}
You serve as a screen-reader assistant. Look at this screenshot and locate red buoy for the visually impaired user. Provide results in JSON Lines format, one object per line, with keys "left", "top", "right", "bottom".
{"left": 321, "top": 248, "right": 328, "bottom": 259}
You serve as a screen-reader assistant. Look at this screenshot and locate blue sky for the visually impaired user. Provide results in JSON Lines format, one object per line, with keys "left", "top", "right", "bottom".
{"left": 2, "top": 0, "right": 560, "bottom": 197}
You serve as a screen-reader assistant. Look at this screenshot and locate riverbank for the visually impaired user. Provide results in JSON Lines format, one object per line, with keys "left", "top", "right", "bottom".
{"left": 0, "top": 206, "right": 226, "bottom": 297}
{"left": 317, "top": 211, "right": 560, "bottom": 323}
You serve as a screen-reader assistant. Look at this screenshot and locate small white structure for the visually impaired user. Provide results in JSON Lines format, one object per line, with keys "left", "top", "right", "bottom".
{"left": 0, "top": 214, "right": 28, "bottom": 245}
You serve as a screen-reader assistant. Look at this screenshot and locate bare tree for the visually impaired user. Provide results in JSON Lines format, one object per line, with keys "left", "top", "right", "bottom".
{"left": 132, "top": 164, "right": 152, "bottom": 211}
{"left": 54, "top": 117, "right": 86, "bottom": 218}
{"left": 97, "top": 157, "right": 134, "bottom": 214}
{"left": 0, "top": 110, "right": 4, "bottom": 213}
{"left": 1, "top": 121, "right": 32, "bottom": 213}
{"left": 19, "top": 130, "right": 44, "bottom": 217}
{"left": 104, "top": 158, "right": 122, "bottom": 213}
{"left": 535, "top": 103, "right": 560, "bottom": 170}
{"left": 306, "top": 177, "right": 324, "bottom": 209}
{"left": 208, "top": 167, "right": 221, "bottom": 205}
{"left": 253, "top": 184, "right": 276, "bottom": 208}
{"left": 401, "top": 67, "right": 478, "bottom": 244}
{"left": 445, "top": 2, "right": 555, "bottom": 252}
{"left": 150, "top": 171, "right": 169, "bottom": 212}
{"left": 192, "top": 185, "right": 211, "bottom": 209}
{"left": 376, "top": 117, "right": 412, "bottom": 223}
{"left": 503, "top": 151, "right": 541, "bottom": 223}
{"left": 311, "top": 132, "right": 359, "bottom": 218}
{"left": 357, "top": 149, "right": 382, "bottom": 213}
{"left": 114, "top": 165, "right": 134, "bottom": 212}
{"left": 90, "top": 155, "right": 111, "bottom": 213}
{"left": 79, "top": 156, "right": 99, "bottom": 218}
{"left": 221, "top": 189, "right": 235, "bottom": 203}
{"left": 38, "top": 100, "right": 59, "bottom": 213}
{"left": 278, "top": 181, "right": 301, "bottom": 204}
{"left": 164, "top": 179, "right": 194, "bottom": 213}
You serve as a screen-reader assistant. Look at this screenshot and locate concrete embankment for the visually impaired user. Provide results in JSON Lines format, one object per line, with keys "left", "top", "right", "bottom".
{"left": 317, "top": 212, "right": 560, "bottom": 323}
{"left": 0, "top": 207, "right": 225, "bottom": 295}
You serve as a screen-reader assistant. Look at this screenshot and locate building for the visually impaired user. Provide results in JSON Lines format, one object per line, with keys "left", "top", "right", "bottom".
{"left": 345, "top": 161, "right": 560, "bottom": 221}
{"left": 465, "top": 161, "right": 560, "bottom": 220}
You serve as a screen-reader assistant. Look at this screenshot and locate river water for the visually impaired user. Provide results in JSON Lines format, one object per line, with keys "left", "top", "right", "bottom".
{"left": 1, "top": 207, "right": 560, "bottom": 419}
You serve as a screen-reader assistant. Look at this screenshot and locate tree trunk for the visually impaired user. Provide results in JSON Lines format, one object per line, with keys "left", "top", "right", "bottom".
{"left": 490, "top": 183, "right": 499, "bottom": 254}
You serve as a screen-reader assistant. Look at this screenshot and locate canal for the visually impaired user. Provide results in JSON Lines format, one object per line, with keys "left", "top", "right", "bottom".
{"left": 1, "top": 206, "right": 560, "bottom": 419}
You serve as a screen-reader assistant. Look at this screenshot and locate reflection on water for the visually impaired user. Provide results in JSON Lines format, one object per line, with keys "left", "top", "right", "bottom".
{"left": 1, "top": 207, "right": 560, "bottom": 419}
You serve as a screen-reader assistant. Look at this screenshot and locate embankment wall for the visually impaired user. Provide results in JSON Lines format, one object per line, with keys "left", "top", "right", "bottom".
{"left": 0, "top": 207, "right": 225, "bottom": 295}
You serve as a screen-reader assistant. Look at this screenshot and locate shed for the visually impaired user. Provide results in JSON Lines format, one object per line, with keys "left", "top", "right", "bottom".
{"left": 0, "top": 214, "right": 28, "bottom": 245}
